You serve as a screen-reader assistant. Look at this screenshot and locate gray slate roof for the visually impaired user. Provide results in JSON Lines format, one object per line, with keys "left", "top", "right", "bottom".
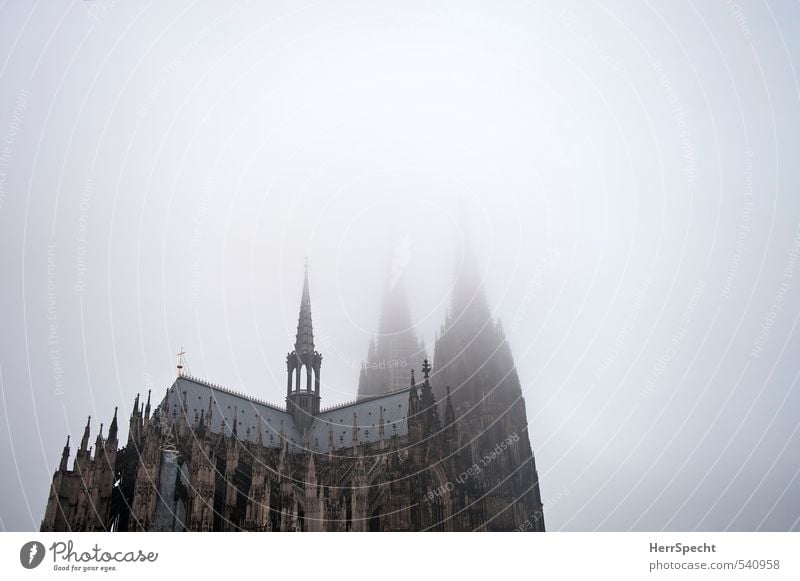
{"left": 160, "top": 375, "right": 410, "bottom": 453}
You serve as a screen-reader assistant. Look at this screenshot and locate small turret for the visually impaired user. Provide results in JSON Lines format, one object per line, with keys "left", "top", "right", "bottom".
{"left": 127, "top": 393, "right": 141, "bottom": 444}
{"left": 59, "top": 435, "right": 70, "bottom": 471}
{"left": 144, "top": 390, "right": 151, "bottom": 421}
{"left": 256, "top": 416, "right": 263, "bottom": 447}
{"left": 107, "top": 407, "right": 118, "bottom": 444}
{"left": 94, "top": 422, "right": 104, "bottom": 453}
{"left": 420, "top": 359, "right": 434, "bottom": 404}
{"left": 73, "top": 416, "right": 92, "bottom": 472}
{"left": 408, "top": 369, "right": 418, "bottom": 416}
{"left": 419, "top": 359, "right": 440, "bottom": 433}
{"left": 79, "top": 416, "right": 91, "bottom": 451}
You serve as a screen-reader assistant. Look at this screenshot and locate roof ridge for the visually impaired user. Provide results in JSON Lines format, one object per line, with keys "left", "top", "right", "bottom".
{"left": 178, "top": 373, "right": 287, "bottom": 412}
{"left": 319, "top": 384, "right": 414, "bottom": 413}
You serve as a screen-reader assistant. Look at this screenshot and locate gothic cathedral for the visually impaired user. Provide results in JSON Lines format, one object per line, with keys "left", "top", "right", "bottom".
{"left": 41, "top": 255, "right": 546, "bottom": 532}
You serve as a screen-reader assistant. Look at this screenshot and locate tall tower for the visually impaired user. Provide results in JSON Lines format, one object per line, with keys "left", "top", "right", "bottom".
{"left": 358, "top": 274, "right": 426, "bottom": 399}
{"left": 432, "top": 237, "right": 545, "bottom": 531}
{"left": 286, "top": 262, "right": 322, "bottom": 433}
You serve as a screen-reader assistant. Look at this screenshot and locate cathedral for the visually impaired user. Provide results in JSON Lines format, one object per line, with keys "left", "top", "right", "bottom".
{"left": 40, "top": 253, "right": 546, "bottom": 532}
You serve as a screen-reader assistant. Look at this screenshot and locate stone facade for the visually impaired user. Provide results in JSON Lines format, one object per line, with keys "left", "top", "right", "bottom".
{"left": 40, "top": 262, "right": 545, "bottom": 532}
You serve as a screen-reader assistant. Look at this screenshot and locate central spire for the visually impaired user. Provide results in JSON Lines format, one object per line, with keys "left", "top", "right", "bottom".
{"left": 294, "top": 258, "right": 314, "bottom": 355}
{"left": 286, "top": 260, "right": 322, "bottom": 432}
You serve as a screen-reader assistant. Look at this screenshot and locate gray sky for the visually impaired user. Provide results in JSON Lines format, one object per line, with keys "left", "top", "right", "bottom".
{"left": 0, "top": 0, "right": 799, "bottom": 531}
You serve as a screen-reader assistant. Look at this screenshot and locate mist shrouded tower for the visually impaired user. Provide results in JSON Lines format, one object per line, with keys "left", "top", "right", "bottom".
{"left": 432, "top": 239, "right": 545, "bottom": 531}
{"left": 358, "top": 273, "right": 427, "bottom": 399}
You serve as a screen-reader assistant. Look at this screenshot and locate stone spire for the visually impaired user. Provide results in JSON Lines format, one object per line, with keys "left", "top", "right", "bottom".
{"left": 144, "top": 390, "right": 151, "bottom": 421}
{"left": 79, "top": 416, "right": 91, "bottom": 451}
{"left": 294, "top": 259, "right": 314, "bottom": 356}
{"left": 127, "top": 393, "right": 141, "bottom": 444}
{"left": 407, "top": 369, "right": 418, "bottom": 417}
{"left": 286, "top": 261, "right": 322, "bottom": 432}
{"left": 74, "top": 416, "right": 92, "bottom": 472}
{"left": 94, "top": 423, "right": 104, "bottom": 453}
{"left": 108, "top": 407, "right": 118, "bottom": 444}
{"left": 449, "top": 234, "right": 491, "bottom": 326}
{"left": 432, "top": 234, "right": 510, "bottom": 406}
{"left": 59, "top": 435, "right": 70, "bottom": 471}
{"left": 431, "top": 229, "right": 546, "bottom": 531}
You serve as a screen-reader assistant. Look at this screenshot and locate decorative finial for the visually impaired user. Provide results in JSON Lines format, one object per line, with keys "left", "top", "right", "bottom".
{"left": 422, "top": 359, "right": 431, "bottom": 380}
{"left": 176, "top": 347, "right": 186, "bottom": 377}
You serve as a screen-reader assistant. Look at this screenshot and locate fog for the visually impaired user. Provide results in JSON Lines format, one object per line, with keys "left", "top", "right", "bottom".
{"left": 0, "top": 0, "right": 799, "bottom": 531}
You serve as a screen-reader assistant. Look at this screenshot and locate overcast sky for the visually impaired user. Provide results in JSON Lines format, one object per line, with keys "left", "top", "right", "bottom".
{"left": 0, "top": 0, "right": 799, "bottom": 531}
